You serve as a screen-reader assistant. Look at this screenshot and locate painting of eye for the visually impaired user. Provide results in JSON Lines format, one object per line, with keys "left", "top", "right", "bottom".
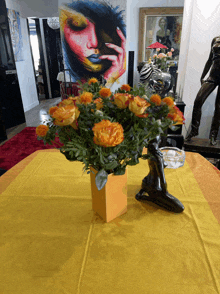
{"left": 67, "top": 18, "right": 87, "bottom": 31}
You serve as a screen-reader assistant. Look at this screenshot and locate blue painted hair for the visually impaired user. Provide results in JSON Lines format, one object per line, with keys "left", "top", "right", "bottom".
{"left": 61, "top": 0, "right": 126, "bottom": 82}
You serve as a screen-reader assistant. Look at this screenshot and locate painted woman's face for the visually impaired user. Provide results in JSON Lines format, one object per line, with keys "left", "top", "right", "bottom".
{"left": 159, "top": 18, "right": 166, "bottom": 28}
{"left": 62, "top": 9, "right": 116, "bottom": 73}
{"left": 59, "top": 5, "right": 126, "bottom": 82}
{"left": 64, "top": 17, "right": 104, "bottom": 72}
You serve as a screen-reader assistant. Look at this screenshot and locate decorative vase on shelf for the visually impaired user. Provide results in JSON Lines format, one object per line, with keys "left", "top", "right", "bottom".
{"left": 90, "top": 167, "right": 127, "bottom": 222}
{"left": 135, "top": 135, "right": 184, "bottom": 213}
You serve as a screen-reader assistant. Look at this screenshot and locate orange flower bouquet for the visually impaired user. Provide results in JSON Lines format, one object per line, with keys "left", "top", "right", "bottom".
{"left": 36, "top": 79, "right": 184, "bottom": 190}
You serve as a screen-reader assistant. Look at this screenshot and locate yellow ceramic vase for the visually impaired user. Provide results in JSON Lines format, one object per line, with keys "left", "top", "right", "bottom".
{"left": 90, "top": 167, "right": 127, "bottom": 222}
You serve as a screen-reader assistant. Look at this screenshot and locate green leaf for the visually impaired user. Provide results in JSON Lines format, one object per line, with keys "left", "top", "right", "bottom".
{"left": 104, "top": 160, "right": 118, "bottom": 170}
{"left": 114, "top": 166, "right": 126, "bottom": 175}
{"left": 100, "top": 153, "right": 104, "bottom": 164}
{"left": 95, "top": 169, "right": 108, "bottom": 191}
{"left": 127, "top": 154, "right": 139, "bottom": 166}
{"left": 107, "top": 154, "right": 117, "bottom": 161}
{"left": 75, "top": 150, "right": 80, "bottom": 157}
{"left": 169, "top": 125, "right": 180, "bottom": 131}
{"left": 141, "top": 154, "right": 150, "bottom": 160}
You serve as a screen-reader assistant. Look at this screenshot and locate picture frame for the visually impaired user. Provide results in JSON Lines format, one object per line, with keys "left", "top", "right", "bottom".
{"left": 138, "top": 7, "right": 183, "bottom": 64}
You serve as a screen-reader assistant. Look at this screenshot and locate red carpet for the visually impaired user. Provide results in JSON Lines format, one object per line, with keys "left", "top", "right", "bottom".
{"left": 0, "top": 127, "right": 64, "bottom": 171}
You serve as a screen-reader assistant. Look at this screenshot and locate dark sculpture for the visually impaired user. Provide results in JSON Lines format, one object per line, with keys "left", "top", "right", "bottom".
{"left": 185, "top": 36, "right": 220, "bottom": 145}
{"left": 136, "top": 136, "right": 184, "bottom": 213}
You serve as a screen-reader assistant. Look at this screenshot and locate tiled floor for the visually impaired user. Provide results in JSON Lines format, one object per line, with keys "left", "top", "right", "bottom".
{"left": 0, "top": 97, "right": 61, "bottom": 146}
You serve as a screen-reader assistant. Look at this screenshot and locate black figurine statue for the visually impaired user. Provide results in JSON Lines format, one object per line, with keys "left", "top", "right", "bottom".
{"left": 136, "top": 136, "right": 184, "bottom": 213}
{"left": 186, "top": 36, "right": 220, "bottom": 145}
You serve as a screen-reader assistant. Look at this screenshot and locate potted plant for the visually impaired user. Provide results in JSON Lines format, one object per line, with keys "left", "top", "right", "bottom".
{"left": 151, "top": 48, "right": 175, "bottom": 72}
{"left": 36, "top": 79, "right": 185, "bottom": 221}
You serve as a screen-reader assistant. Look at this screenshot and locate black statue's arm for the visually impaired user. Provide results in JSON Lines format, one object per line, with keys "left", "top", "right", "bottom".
{"left": 200, "top": 38, "right": 215, "bottom": 84}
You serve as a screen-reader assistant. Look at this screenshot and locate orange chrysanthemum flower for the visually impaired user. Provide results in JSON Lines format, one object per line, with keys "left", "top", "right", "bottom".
{"left": 36, "top": 125, "right": 49, "bottom": 137}
{"left": 49, "top": 106, "right": 59, "bottom": 116}
{"left": 94, "top": 97, "right": 103, "bottom": 110}
{"left": 92, "top": 120, "right": 124, "bottom": 147}
{"left": 88, "top": 78, "right": 99, "bottom": 85}
{"left": 163, "top": 97, "right": 174, "bottom": 106}
{"left": 150, "top": 94, "right": 162, "bottom": 106}
{"left": 99, "top": 88, "right": 111, "bottom": 98}
{"left": 120, "top": 84, "right": 131, "bottom": 92}
{"left": 80, "top": 92, "right": 93, "bottom": 105}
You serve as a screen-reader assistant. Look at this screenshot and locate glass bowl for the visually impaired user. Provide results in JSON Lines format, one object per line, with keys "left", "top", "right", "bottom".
{"left": 160, "top": 147, "right": 185, "bottom": 169}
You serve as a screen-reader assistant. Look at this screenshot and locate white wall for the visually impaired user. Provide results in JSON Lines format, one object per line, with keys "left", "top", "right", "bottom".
{"left": 5, "top": 0, "right": 39, "bottom": 112}
{"left": 19, "top": 0, "right": 58, "bottom": 18}
{"left": 127, "top": 0, "right": 184, "bottom": 86}
{"left": 178, "top": 0, "right": 220, "bottom": 140}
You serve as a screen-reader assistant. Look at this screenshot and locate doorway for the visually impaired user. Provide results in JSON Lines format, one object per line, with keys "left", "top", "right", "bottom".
{"left": 28, "top": 18, "right": 48, "bottom": 100}
{"left": 27, "top": 17, "right": 63, "bottom": 100}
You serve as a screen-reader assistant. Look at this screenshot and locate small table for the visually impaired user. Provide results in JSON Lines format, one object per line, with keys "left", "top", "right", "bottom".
{"left": 0, "top": 150, "right": 220, "bottom": 293}
{"left": 184, "top": 137, "right": 220, "bottom": 159}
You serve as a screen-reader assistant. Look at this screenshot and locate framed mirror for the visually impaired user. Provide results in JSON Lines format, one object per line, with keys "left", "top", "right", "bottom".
{"left": 138, "top": 7, "right": 183, "bottom": 64}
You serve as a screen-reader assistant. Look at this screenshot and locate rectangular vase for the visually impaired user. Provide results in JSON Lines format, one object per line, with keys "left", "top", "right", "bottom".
{"left": 90, "top": 167, "right": 127, "bottom": 223}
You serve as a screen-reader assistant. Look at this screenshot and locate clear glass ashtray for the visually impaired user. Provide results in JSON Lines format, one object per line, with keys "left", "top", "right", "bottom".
{"left": 160, "top": 147, "right": 185, "bottom": 169}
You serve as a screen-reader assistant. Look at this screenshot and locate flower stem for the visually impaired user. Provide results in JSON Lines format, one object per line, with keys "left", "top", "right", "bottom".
{"left": 51, "top": 139, "right": 63, "bottom": 148}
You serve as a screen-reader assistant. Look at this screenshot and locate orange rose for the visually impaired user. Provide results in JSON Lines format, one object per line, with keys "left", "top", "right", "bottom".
{"left": 167, "top": 113, "right": 177, "bottom": 121}
{"left": 88, "top": 78, "right": 99, "bottom": 85}
{"left": 58, "top": 96, "right": 80, "bottom": 108}
{"left": 49, "top": 106, "right": 59, "bottom": 116}
{"left": 92, "top": 120, "right": 124, "bottom": 147}
{"left": 80, "top": 92, "right": 93, "bottom": 105}
{"left": 129, "top": 96, "right": 151, "bottom": 116}
{"left": 150, "top": 94, "right": 162, "bottom": 106}
{"left": 162, "top": 97, "right": 174, "bottom": 107}
{"left": 168, "top": 105, "right": 185, "bottom": 125}
{"left": 52, "top": 105, "right": 80, "bottom": 126}
{"left": 36, "top": 125, "right": 49, "bottom": 137}
{"left": 120, "top": 84, "right": 131, "bottom": 92}
{"left": 94, "top": 97, "right": 103, "bottom": 110}
{"left": 68, "top": 96, "right": 80, "bottom": 104}
{"left": 99, "top": 88, "right": 111, "bottom": 98}
{"left": 114, "top": 93, "right": 131, "bottom": 109}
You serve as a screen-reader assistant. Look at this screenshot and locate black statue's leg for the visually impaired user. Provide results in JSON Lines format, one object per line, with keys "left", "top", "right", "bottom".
{"left": 209, "top": 86, "right": 220, "bottom": 145}
{"left": 185, "top": 82, "right": 217, "bottom": 141}
{"left": 136, "top": 136, "right": 184, "bottom": 213}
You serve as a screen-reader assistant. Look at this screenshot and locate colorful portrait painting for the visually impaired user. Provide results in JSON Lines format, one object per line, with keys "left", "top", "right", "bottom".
{"left": 59, "top": 0, "right": 126, "bottom": 86}
{"left": 7, "top": 9, "right": 24, "bottom": 62}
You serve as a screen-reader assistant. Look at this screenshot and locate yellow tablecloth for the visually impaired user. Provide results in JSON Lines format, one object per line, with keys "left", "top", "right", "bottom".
{"left": 0, "top": 150, "right": 220, "bottom": 294}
